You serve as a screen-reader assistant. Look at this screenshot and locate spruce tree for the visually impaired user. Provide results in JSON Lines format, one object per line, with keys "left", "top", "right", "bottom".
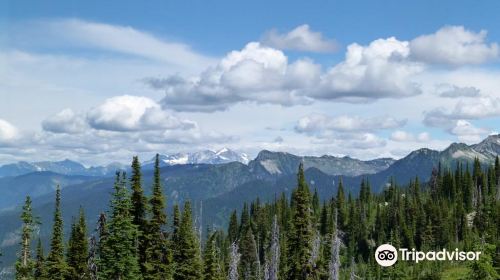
{"left": 144, "top": 154, "right": 171, "bottom": 279}
{"left": 67, "top": 208, "right": 89, "bottom": 279}
{"left": 16, "top": 196, "right": 36, "bottom": 280}
{"left": 130, "top": 156, "right": 149, "bottom": 274}
{"left": 173, "top": 201, "right": 203, "bottom": 280}
{"left": 46, "top": 186, "right": 67, "bottom": 280}
{"left": 287, "top": 163, "right": 313, "bottom": 279}
{"left": 99, "top": 172, "right": 141, "bottom": 280}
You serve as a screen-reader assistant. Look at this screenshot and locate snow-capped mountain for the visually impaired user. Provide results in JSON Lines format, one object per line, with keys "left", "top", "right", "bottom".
{"left": 144, "top": 148, "right": 250, "bottom": 168}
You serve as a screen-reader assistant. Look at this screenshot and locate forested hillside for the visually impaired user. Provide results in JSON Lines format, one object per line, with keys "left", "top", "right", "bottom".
{"left": 5, "top": 154, "right": 500, "bottom": 279}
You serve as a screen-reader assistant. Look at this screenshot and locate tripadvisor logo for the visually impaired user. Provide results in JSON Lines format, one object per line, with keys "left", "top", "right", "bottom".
{"left": 375, "top": 244, "right": 482, "bottom": 267}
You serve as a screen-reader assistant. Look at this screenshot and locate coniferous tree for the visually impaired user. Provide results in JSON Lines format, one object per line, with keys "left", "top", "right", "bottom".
{"left": 46, "top": 186, "right": 67, "bottom": 280}
{"left": 287, "top": 163, "right": 313, "bottom": 279}
{"left": 227, "top": 210, "right": 239, "bottom": 244}
{"left": 203, "top": 232, "right": 224, "bottom": 280}
{"left": 173, "top": 201, "right": 203, "bottom": 280}
{"left": 16, "top": 196, "right": 36, "bottom": 280}
{"left": 99, "top": 172, "right": 141, "bottom": 280}
{"left": 130, "top": 156, "right": 149, "bottom": 275}
{"left": 67, "top": 208, "right": 89, "bottom": 279}
{"left": 33, "top": 239, "right": 47, "bottom": 280}
{"left": 144, "top": 154, "right": 171, "bottom": 279}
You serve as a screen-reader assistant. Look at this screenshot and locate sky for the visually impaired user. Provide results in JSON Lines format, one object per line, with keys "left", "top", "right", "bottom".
{"left": 1, "top": 0, "right": 500, "bottom": 165}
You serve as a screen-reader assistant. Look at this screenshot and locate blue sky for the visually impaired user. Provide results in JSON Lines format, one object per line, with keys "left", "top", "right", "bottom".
{"left": 1, "top": 1, "right": 500, "bottom": 165}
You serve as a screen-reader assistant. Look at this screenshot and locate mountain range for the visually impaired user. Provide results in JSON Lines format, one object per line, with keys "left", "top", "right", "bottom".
{"left": 0, "top": 135, "right": 499, "bottom": 275}
{"left": 0, "top": 148, "right": 250, "bottom": 178}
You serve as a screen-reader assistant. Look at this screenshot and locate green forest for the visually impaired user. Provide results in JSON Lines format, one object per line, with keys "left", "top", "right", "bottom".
{"left": 9, "top": 155, "right": 500, "bottom": 280}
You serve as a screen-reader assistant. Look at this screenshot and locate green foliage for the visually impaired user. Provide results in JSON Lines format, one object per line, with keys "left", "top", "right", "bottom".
{"left": 33, "top": 239, "right": 47, "bottom": 280}
{"left": 98, "top": 172, "right": 141, "bottom": 280}
{"left": 173, "top": 201, "right": 203, "bottom": 280}
{"left": 15, "top": 196, "right": 36, "bottom": 280}
{"left": 15, "top": 156, "right": 500, "bottom": 279}
{"left": 144, "top": 154, "right": 172, "bottom": 279}
{"left": 287, "top": 163, "right": 313, "bottom": 279}
{"left": 46, "top": 187, "right": 68, "bottom": 280}
{"left": 130, "top": 156, "right": 149, "bottom": 275}
{"left": 66, "top": 208, "right": 89, "bottom": 279}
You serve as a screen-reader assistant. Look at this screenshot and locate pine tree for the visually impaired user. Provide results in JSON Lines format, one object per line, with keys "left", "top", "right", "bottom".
{"left": 67, "top": 208, "right": 89, "bottom": 279}
{"left": 33, "top": 239, "right": 47, "bottom": 280}
{"left": 144, "top": 154, "right": 171, "bottom": 279}
{"left": 173, "top": 201, "right": 203, "bottom": 280}
{"left": 130, "top": 156, "right": 149, "bottom": 275}
{"left": 99, "top": 172, "right": 141, "bottom": 280}
{"left": 16, "top": 196, "right": 36, "bottom": 280}
{"left": 287, "top": 163, "right": 313, "bottom": 279}
{"left": 46, "top": 186, "right": 67, "bottom": 280}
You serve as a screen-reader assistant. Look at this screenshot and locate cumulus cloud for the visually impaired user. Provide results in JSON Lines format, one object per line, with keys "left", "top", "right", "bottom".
{"left": 436, "top": 84, "right": 481, "bottom": 98}
{"left": 87, "top": 95, "right": 195, "bottom": 131}
{"left": 0, "top": 119, "right": 19, "bottom": 143}
{"left": 149, "top": 38, "right": 424, "bottom": 111}
{"left": 295, "top": 114, "right": 406, "bottom": 136}
{"left": 450, "top": 120, "right": 490, "bottom": 143}
{"left": 410, "top": 26, "right": 498, "bottom": 65}
{"left": 424, "top": 97, "right": 500, "bottom": 128}
{"left": 261, "top": 24, "right": 338, "bottom": 53}
{"left": 390, "top": 130, "right": 431, "bottom": 142}
{"left": 152, "top": 42, "right": 315, "bottom": 111}
{"left": 42, "top": 109, "right": 88, "bottom": 134}
{"left": 312, "top": 37, "right": 423, "bottom": 101}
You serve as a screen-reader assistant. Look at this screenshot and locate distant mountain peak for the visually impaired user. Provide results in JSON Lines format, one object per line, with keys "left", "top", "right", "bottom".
{"left": 146, "top": 148, "right": 249, "bottom": 167}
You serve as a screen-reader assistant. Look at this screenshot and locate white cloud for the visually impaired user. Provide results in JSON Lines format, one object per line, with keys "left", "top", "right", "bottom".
{"left": 436, "top": 84, "right": 481, "bottom": 98}
{"left": 295, "top": 114, "right": 406, "bottom": 135}
{"left": 0, "top": 119, "right": 19, "bottom": 143}
{"left": 87, "top": 95, "right": 195, "bottom": 131}
{"left": 424, "top": 97, "right": 500, "bottom": 128}
{"left": 410, "top": 26, "right": 498, "bottom": 65}
{"left": 150, "top": 38, "right": 424, "bottom": 111}
{"left": 42, "top": 109, "right": 88, "bottom": 134}
{"left": 450, "top": 120, "right": 490, "bottom": 143}
{"left": 390, "top": 130, "right": 431, "bottom": 142}
{"left": 261, "top": 24, "right": 338, "bottom": 53}
{"left": 312, "top": 37, "right": 424, "bottom": 101}
{"left": 154, "top": 42, "right": 315, "bottom": 111}
{"left": 39, "top": 19, "right": 216, "bottom": 71}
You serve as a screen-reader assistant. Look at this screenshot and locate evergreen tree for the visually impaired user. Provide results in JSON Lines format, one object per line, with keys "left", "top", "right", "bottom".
{"left": 227, "top": 210, "right": 239, "bottom": 243}
{"left": 144, "top": 154, "right": 171, "bottom": 279}
{"left": 67, "top": 208, "right": 89, "bottom": 279}
{"left": 46, "top": 186, "right": 67, "bottom": 280}
{"left": 16, "top": 196, "right": 36, "bottom": 280}
{"left": 33, "top": 239, "right": 47, "bottom": 280}
{"left": 287, "top": 163, "right": 313, "bottom": 279}
{"left": 99, "top": 172, "right": 141, "bottom": 280}
{"left": 173, "top": 201, "right": 203, "bottom": 280}
{"left": 203, "top": 232, "right": 224, "bottom": 280}
{"left": 130, "top": 156, "right": 149, "bottom": 275}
